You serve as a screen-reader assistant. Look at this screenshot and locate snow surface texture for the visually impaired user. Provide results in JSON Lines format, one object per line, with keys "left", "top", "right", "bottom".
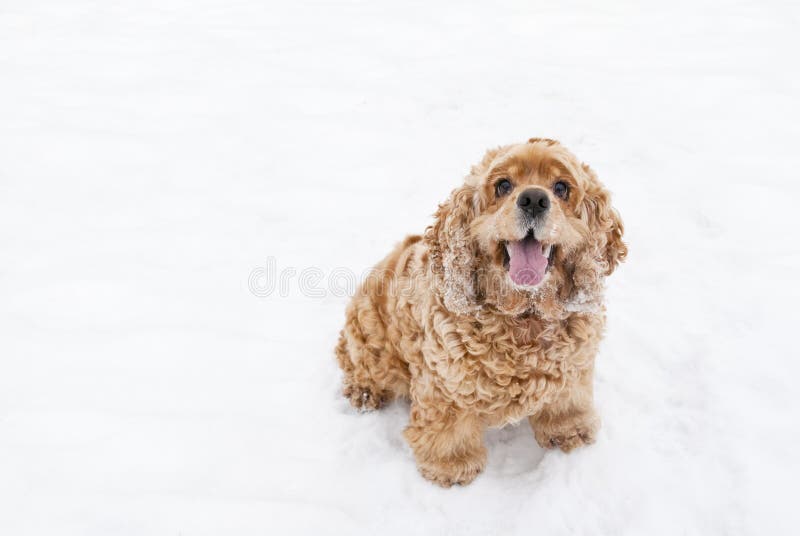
{"left": 1, "top": 1, "right": 798, "bottom": 534}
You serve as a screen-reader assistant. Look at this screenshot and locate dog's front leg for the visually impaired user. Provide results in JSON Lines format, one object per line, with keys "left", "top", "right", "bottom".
{"left": 529, "top": 366, "right": 599, "bottom": 453}
{"left": 403, "top": 399, "right": 486, "bottom": 487}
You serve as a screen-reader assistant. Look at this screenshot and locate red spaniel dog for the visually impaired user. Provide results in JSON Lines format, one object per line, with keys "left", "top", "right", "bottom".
{"left": 336, "top": 138, "right": 626, "bottom": 486}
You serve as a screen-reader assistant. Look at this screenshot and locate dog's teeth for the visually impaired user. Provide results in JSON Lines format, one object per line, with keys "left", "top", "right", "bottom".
{"left": 543, "top": 244, "right": 552, "bottom": 256}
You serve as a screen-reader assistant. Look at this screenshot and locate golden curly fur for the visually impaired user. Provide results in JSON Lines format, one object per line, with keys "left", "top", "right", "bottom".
{"left": 335, "top": 138, "right": 626, "bottom": 487}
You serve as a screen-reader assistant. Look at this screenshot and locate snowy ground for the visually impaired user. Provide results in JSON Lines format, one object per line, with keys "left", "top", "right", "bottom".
{"left": 1, "top": 0, "right": 799, "bottom": 534}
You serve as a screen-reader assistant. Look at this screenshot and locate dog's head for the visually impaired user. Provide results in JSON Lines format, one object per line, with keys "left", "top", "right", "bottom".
{"left": 425, "top": 138, "right": 627, "bottom": 317}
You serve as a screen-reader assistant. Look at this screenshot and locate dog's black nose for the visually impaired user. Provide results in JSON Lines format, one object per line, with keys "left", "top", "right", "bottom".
{"left": 517, "top": 188, "right": 550, "bottom": 218}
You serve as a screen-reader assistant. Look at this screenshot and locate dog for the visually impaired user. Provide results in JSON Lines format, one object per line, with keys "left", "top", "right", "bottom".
{"left": 335, "top": 138, "right": 626, "bottom": 486}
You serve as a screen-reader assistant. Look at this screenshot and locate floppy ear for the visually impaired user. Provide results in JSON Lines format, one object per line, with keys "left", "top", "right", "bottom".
{"left": 424, "top": 184, "right": 482, "bottom": 315}
{"left": 576, "top": 165, "right": 627, "bottom": 276}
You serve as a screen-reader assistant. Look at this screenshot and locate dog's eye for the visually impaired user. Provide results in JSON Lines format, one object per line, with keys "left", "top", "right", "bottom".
{"left": 495, "top": 179, "right": 513, "bottom": 197}
{"left": 553, "top": 180, "right": 569, "bottom": 199}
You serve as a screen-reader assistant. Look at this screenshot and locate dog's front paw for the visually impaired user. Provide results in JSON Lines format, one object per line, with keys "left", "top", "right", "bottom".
{"left": 532, "top": 411, "right": 599, "bottom": 453}
{"left": 417, "top": 449, "right": 487, "bottom": 488}
{"left": 343, "top": 384, "right": 388, "bottom": 412}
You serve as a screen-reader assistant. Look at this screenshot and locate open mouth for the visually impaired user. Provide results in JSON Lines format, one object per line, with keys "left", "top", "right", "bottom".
{"left": 501, "top": 230, "right": 556, "bottom": 287}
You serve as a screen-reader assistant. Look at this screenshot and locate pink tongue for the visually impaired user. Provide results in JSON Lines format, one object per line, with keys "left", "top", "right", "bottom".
{"left": 506, "top": 234, "right": 548, "bottom": 286}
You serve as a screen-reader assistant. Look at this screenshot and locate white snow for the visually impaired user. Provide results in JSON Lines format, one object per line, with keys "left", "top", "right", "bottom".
{"left": 1, "top": 0, "right": 798, "bottom": 534}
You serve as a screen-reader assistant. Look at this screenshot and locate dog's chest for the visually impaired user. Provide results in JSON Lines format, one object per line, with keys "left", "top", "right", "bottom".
{"left": 506, "top": 315, "right": 547, "bottom": 346}
{"left": 448, "top": 315, "right": 596, "bottom": 422}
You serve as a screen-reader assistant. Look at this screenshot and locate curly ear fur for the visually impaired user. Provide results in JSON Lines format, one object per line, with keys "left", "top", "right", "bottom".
{"left": 425, "top": 184, "right": 482, "bottom": 315}
{"left": 577, "top": 164, "right": 627, "bottom": 276}
{"left": 425, "top": 146, "right": 511, "bottom": 315}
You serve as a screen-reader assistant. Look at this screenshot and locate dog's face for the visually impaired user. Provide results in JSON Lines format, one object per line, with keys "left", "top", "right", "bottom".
{"left": 426, "top": 138, "right": 626, "bottom": 317}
